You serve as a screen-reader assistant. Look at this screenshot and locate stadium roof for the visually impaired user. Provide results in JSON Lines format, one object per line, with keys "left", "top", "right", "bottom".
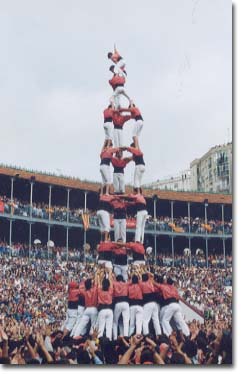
{"left": 0, "top": 165, "right": 232, "bottom": 205}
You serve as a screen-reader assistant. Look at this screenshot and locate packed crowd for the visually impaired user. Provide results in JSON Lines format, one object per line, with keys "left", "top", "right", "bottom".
{"left": 0, "top": 195, "right": 96, "bottom": 224}
{"left": 0, "top": 241, "right": 232, "bottom": 268}
{"left": 0, "top": 255, "right": 232, "bottom": 365}
{"left": 0, "top": 195, "right": 232, "bottom": 234}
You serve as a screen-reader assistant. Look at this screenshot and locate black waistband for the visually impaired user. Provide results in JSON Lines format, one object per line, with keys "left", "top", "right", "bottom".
{"left": 98, "top": 252, "right": 113, "bottom": 261}
{"left": 143, "top": 293, "right": 157, "bottom": 304}
{"left": 114, "top": 209, "right": 126, "bottom": 219}
{"left": 134, "top": 155, "right": 145, "bottom": 165}
{"left": 163, "top": 298, "right": 179, "bottom": 306}
{"left": 129, "top": 299, "right": 143, "bottom": 306}
{"left": 114, "top": 254, "right": 127, "bottom": 265}
{"left": 133, "top": 253, "right": 145, "bottom": 261}
{"left": 100, "top": 158, "right": 111, "bottom": 165}
{"left": 135, "top": 115, "right": 143, "bottom": 121}
{"left": 78, "top": 296, "right": 85, "bottom": 307}
{"left": 68, "top": 301, "right": 78, "bottom": 309}
{"left": 98, "top": 304, "right": 113, "bottom": 311}
{"left": 114, "top": 125, "right": 123, "bottom": 129}
{"left": 97, "top": 202, "right": 112, "bottom": 213}
{"left": 114, "top": 167, "right": 124, "bottom": 173}
{"left": 114, "top": 296, "right": 129, "bottom": 304}
{"left": 113, "top": 84, "right": 124, "bottom": 90}
{"left": 104, "top": 118, "right": 112, "bottom": 123}
{"left": 136, "top": 204, "right": 146, "bottom": 212}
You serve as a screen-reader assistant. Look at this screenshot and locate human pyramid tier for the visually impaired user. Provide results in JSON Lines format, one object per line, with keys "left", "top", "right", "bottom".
{"left": 97, "top": 45, "right": 147, "bottom": 279}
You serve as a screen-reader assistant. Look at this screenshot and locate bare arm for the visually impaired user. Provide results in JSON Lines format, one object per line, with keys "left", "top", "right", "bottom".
{"left": 36, "top": 333, "right": 54, "bottom": 363}
{"left": 0, "top": 327, "right": 9, "bottom": 358}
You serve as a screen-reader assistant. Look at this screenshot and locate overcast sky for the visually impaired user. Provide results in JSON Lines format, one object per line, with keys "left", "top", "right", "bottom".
{"left": 0, "top": 0, "right": 231, "bottom": 185}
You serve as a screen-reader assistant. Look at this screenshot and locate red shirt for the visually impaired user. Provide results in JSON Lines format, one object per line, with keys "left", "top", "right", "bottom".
{"left": 156, "top": 284, "right": 179, "bottom": 300}
{"left": 112, "top": 112, "right": 131, "bottom": 128}
{"left": 129, "top": 193, "right": 146, "bottom": 205}
{"left": 128, "top": 283, "right": 143, "bottom": 300}
{"left": 109, "top": 74, "right": 125, "bottom": 90}
{"left": 85, "top": 286, "right": 98, "bottom": 307}
{"left": 68, "top": 288, "right": 79, "bottom": 302}
{"left": 113, "top": 281, "right": 128, "bottom": 298}
{"left": 103, "top": 107, "right": 113, "bottom": 121}
{"left": 99, "top": 194, "right": 114, "bottom": 203}
{"left": 113, "top": 246, "right": 127, "bottom": 256}
{"left": 111, "top": 157, "right": 129, "bottom": 169}
{"left": 100, "top": 147, "right": 119, "bottom": 160}
{"left": 98, "top": 242, "right": 116, "bottom": 253}
{"left": 127, "top": 147, "right": 143, "bottom": 157}
{"left": 111, "top": 198, "right": 129, "bottom": 210}
{"left": 129, "top": 106, "right": 142, "bottom": 117}
{"left": 139, "top": 279, "right": 155, "bottom": 295}
{"left": 98, "top": 286, "right": 113, "bottom": 305}
{"left": 69, "top": 281, "right": 78, "bottom": 289}
{"left": 126, "top": 242, "right": 145, "bottom": 255}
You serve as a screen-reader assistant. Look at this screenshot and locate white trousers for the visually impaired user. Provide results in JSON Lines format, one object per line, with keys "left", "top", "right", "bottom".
{"left": 64, "top": 308, "right": 78, "bottom": 332}
{"left": 113, "top": 264, "right": 128, "bottom": 281}
{"left": 129, "top": 305, "right": 143, "bottom": 336}
{"left": 100, "top": 164, "right": 111, "bottom": 185}
{"left": 75, "top": 307, "right": 98, "bottom": 336}
{"left": 97, "top": 259, "right": 113, "bottom": 269}
{"left": 97, "top": 210, "right": 110, "bottom": 232}
{"left": 111, "top": 87, "right": 130, "bottom": 109}
{"left": 97, "top": 308, "right": 113, "bottom": 340}
{"left": 117, "top": 59, "right": 126, "bottom": 70}
{"left": 113, "top": 302, "right": 130, "bottom": 340}
{"left": 103, "top": 122, "right": 113, "bottom": 140}
{"left": 114, "top": 218, "right": 126, "bottom": 242}
{"left": 133, "top": 260, "right": 146, "bottom": 266}
{"left": 113, "top": 128, "right": 124, "bottom": 147}
{"left": 161, "top": 302, "right": 190, "bottom": 337}
{"left": 113, "top": 173, "right": 125, "bottom": 193}
{"left": 135, "top": 210, "right": 148, "bottom": 243}
{"left": 132, "top": 120, "right": 143, "bottom": 138}
{"left": 134, "top": 164, "right": 145, "bottom": 188}
{"left": 70, "top": 305, "right": 85, "bottom": 337}
{"left": 143, "top": 302, "right": 161, "bottom": 336}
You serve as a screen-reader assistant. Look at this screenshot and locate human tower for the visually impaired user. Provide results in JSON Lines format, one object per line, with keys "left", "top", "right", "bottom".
{"left": 62, "top": 48, "right": 191, "bottom": 341}
{"left": 96, "top": 45, "right": 148, "bottom": 280}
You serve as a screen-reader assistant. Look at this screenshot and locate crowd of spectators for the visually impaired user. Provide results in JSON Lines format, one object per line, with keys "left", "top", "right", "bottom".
{"left": 0, "top": 254, "right": 232, "bottom": 365}
{"left": 1, "top": 195, "right": 232, "bottom": 234}
{"left": 0, "top": 241, "right": 232, "bottom": 268}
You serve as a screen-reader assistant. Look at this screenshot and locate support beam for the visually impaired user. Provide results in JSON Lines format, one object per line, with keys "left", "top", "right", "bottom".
{"left": 83, "top": 191, "right": 88, "bottom": 262}
{"left": 188, "top": 237, "right": 192, "bottom": 267}
{"left": 29, "top": 223, "right": 32, "bottom": 259}
{"left": 30, "top": 181, "right": 34, "bottom": 219}
{"left": 153, "top": 195, "right": 157, "bottom": 265}
{"left": 47, "top": 225, "right": 51, "bottom": 259}
{"left": 9, "top": 219, "right": 13, "bottom": 248}
{"left": 205, "top": 238, "right": 208, "bottom": 268}
{"left": 48, "top": 185, "right": 52, "bottom": 221}
{"left": 171, "top": 236, "right": 174, "bottom": 266}
{"left": 66, "top": 188, "right": 71, "bottom": 223}
{"left": 187, "top": 202, "right": 191, "bottom": 266}
{"left": 221, "top": 204, "right": 226, "bottom": 267}
{"left": 66, "top": 227, "right": 69, "bottom": 261}
{"left": 204, "top": 201, "right": 208, "bottom": 267}
{"left": 10, "top": 177, "right": 14, "bottom": 216}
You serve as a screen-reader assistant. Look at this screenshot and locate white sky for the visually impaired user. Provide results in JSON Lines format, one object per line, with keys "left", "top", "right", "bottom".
{"left": 0, "top": 0, "right": 232, "bottom": 184}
